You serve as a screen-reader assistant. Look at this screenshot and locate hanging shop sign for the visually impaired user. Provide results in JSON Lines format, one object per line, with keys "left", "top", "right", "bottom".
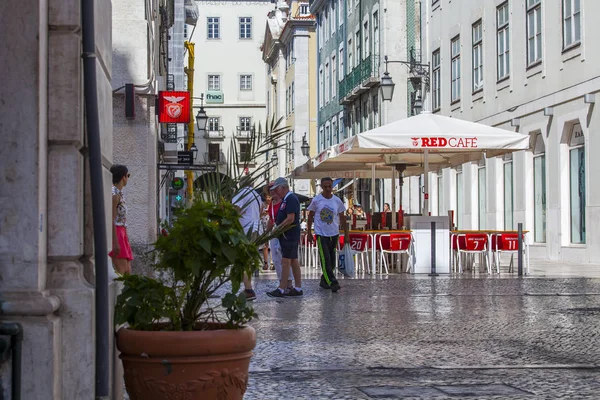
{"left": 158, "top": 91, "right": 191, "bottom": 123}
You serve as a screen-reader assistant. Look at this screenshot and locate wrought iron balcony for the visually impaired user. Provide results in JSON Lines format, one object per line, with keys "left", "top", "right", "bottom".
{"left": 338, "top": 54, "right": 380, "bottom": 105}
{"left": 204, "top": 127, "right": 225, "bottom": 140}
{"left": 236, "top": 126, "right": 255, "bottom": 139}
{"left": 203, "top": 152, "right": 226, "bottom": 164}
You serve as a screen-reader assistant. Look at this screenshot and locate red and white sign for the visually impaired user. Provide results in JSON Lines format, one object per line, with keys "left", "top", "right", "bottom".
{"left": 158, "top": 91, "right": 190, "bottom": 123}
{"left": 410, "top": 137, "right": 478, "bottom": 148}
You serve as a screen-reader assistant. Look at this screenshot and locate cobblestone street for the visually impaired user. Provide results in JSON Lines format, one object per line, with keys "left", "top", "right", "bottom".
{"left": 244, "top": 273, "right": 600, "bottom": 399}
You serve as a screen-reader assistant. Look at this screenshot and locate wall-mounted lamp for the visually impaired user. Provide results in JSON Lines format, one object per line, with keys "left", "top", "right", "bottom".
{"left": 543, "top": 107, "right": 554, "bottom": 116}
{"left": 511, "top": 118, "right": 520, "bottom": 127}
{"left": 584, "top": 94, "right": 596, "bottom": 104}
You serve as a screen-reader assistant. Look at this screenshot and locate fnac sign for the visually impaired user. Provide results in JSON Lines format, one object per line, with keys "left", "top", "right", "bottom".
{"left": 158, "top": 91, "right": 190, "bottom": 123}
{"left": 411, "top": 136, "right": 478, "bottom": 148}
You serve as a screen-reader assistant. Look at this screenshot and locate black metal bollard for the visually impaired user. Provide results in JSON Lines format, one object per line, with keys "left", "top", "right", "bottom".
{"left": 429, "top": 221, "right": 439, "bottom": 277}
{"left": 518, "top": 223, "right": 524, "bottom": 276}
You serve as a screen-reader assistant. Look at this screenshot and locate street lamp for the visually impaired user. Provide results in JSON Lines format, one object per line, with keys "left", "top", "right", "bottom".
{"left": 412, "top": 91, "right": 423, "bottom": 115}
{"left": 190, "top": 143, "right": 198, "bottom": 160}
{"left": 380, "top": 53, "right": 430, "bottom": 103}
{"left": 301, "top": 132, "right": 310, "bottom": 158}
{"left": 195, "top": 106, "right": 208, "bottom": 131}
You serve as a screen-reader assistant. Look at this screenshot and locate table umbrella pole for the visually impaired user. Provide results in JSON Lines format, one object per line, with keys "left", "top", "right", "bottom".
{"left": 423, "top": 148, "right": 429, "bottom": 215}
{"left": 391, "top": 166, "right": 397, "bottom": 229}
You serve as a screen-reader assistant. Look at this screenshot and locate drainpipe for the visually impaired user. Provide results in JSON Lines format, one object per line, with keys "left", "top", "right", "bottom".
{"left": 0, "top": 323, "right": 23, "bottom": 400}
{"left": 81, "top": 0, "right": 110, "bottom": 398}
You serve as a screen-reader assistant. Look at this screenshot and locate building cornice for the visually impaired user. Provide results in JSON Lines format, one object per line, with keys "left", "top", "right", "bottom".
{"left": 309, "top": 0, "right": 328, "bottom": 14}
{"left": 280, "top": 18, "right": 315, "bottom": 44}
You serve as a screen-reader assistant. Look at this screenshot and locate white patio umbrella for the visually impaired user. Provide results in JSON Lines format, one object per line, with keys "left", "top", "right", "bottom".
{"left": 294, "top": 112, "right": 530, "bottom": 216}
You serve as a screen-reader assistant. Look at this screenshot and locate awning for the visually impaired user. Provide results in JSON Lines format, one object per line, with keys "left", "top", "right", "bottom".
{"left": 334, "top": 179, "right": 355, "bottom": 193}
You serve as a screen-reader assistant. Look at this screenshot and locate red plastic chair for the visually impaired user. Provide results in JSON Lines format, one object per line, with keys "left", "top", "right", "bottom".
{"left": 339, "top": 234, "right": 371, "bottom": 273}
{"left": 491, "top": 233, "right": 529, "bottom": 274}
{"left": 378, "top": 233, "right": 414, "bottom": 274}
{"left": 456, "top": 233, "right": 491, "bottom": 273}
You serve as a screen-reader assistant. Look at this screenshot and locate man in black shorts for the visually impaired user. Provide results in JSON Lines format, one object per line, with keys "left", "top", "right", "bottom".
{"left": 267, "top": 177, "right": 303, "bottom": 298}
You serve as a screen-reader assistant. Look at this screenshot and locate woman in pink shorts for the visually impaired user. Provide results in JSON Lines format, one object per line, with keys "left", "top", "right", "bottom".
{"left": 108, "top": 164, "right": 133, "bottom": 274}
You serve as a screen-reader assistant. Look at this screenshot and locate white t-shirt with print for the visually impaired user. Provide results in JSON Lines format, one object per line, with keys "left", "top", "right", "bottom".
{"left": 232, "top": 186, "right": 263, "bottom": 234}
{"left": 307, "top": 194, "right": 346, "bottom": 237}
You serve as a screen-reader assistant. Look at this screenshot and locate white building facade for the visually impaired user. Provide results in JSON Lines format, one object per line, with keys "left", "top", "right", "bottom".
{"left": 191, "top": 0, "right": 273, "bottom": 183}
{"left": 421, "top": 0, "right": 599, "bottom": 263}
{"left": 262, "top": 1, "right": 317, "bottom": 195}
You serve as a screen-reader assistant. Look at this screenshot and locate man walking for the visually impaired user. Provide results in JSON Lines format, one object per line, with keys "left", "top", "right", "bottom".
{"left": 307, "top": 177, "right": 349, "bottom": 292}
{"left": 267, "top": 183, "right": 293, "bottom": 291}
{"left": 233, "top": 177, "right": 263, "bottom": 301}
{"left": 267, "top": 177, "right": 303, "bottom": 298}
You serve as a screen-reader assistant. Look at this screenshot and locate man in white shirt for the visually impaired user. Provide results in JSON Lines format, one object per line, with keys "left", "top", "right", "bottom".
{"left": 307, "top": 177, "right": 349, "bottom": 292}
{"left": 232, "top": 179, "right": 263, "bottom": 301}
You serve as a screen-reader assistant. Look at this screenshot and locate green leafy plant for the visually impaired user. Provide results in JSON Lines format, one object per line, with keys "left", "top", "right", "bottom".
{"left": 115, "top": 117, "right": 291, "bottom": 331}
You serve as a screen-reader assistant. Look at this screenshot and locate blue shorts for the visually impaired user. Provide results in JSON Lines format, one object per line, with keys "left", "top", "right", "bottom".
{"left": 279, "top": 238, "right": 299, "bottom": 259}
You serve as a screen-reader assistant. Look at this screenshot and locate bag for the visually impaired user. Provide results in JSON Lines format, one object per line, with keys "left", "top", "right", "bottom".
{"left": 338, "top": 244, "right": 355, "bottom": 277}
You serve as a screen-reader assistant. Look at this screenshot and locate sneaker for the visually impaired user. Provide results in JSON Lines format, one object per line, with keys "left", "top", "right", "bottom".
{"left": 331, "top": 282, "right": 341, "bottom": 293}
{"left": 243, "top": 289, "right": 257, "bottom": 301}
{"left": 319, "top": 280, "right": 331, "bottom": 290}
{"left": 283, "top": 286, "right": 294, "bottom": 296}
{"left": 266, "top": 288, "right": 285, "bottom": 298}
{"left": 285, "top": 288, "right": 303, "bottom": 297}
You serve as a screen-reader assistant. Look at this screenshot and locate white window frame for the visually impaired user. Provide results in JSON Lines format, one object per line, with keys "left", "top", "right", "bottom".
{"left": 208, "top": 74, "right": 221, "bottom": 91}
{"left": 239, "top": 17, "right": 252, "bottom": 39}
{"left": 300, "top": 3, "right": 310, "bottom": 16}
{"left": 207, "top": 17, "right": 220, "bottom": 39}
{"left": 332, "top": 54, "right": 337, "bottom": 98}
{"left": 563, "top": 0, "right": 581, "bottom": 49}
{"left": 339, "top": 45, "right": 344, "bottom": 81}
{"left": 472, "top": 21, "right": 483, "bottom": 92}
{"left": 319, "top": 66, "right": 324, "bottom": 108}
{"left": 331, "top": 1, "right": 336, "bottom": 34}
{"left": 207, "top": 117, "right": 220, "bottom": 132}
{"left": 451, "top": 36, "right": 461, "bottom": 102}
{"left": 325, "top": 60, "right": 330, "bottom": 102}
{"left": 348, "top": 38, "right": 353, "bottom": 71}
{"left": 526, "top": 0, "right": 542, "bottom": 66}
{"left": 432, "top": 49, "right": 441, "bottom": 110}
{"left": 497, "top": 2, "right": 510, "bottom": 80}
{"left": 363, "top": 20, "right": 369, "bottom": 59}
{"left": 239, "top": 75, "right": 252, "bottom": 91}
{"left": 239, "top": 117, "right": 252, "bottom": 132}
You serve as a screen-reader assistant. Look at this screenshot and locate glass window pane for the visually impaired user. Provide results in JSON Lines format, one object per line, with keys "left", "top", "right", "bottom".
{"left": 504, "top": 162, "right": 513, "bottom": 230}
{"left": 574, "top": 13, "right": 581, "bottom": 41}
{"left": 478, "top": 167, "right": 486, "bottom": 230}
{"left": 570, "top": 147, "right": 586, "bottom": 243}
{"left": 534, "top": 155, "right": 546, "bottom": 243}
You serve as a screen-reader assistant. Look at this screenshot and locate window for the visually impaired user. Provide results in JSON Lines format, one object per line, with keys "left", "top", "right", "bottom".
{"left": 208, "top": 75, "right": 221, "bottom": 91}
{"left": 300, "top": 3, "right": 310, "bottom": 16}
{"left": 432, "top": 50, "right": 441, "bottom": 110}
{"left": 325, "top": 61, "right": 330, "bottom": 102}
{"left": 348, "top": 38, "right": 353, "bottom": 71}
{"left": 286, "top": 88, "right": 289, "bottom": 115}
{"left": 373, "top": 11, "right": 379, "bottom": 58}
{"left": 240, "top": 75, "right": 252, "bottom": 91}
{"left": 339, "top": 47, "right": 344, "bottom": 80}
{"left": 563, "top": 0, "right": 581, "bottom": 48}
{"left": 239, "top": 17, "right": 252, "bottom": 39}
{"left": 569, "top": 123, "right": 585, "bottom": 244}
{"left": 239, "top": 143, "right": 251, "bottom": 162}
{"left": 338, "top": 0, "right": 343, "bottom": 27}
{"left": 325, "top": 125, "right": 331, "bottom": 148}
{"left": 451, "top": 36, "right": 461, "bottom": 102}
{"left": 319, "top": 67, "right": 324, "bottom": 108}
{"left": 208, "top": 143, "right": 220, "bottom": 162}
{"left": 208, "top": 117, "right": 220, "bottom": 131}
{"left": 472, "top": 21, "right": 483, "bottom": 92}
{"left": 504, "top": 155, "right": 514, "bottom": 230}
{"left": 207, "top": 17, "right": 220, "bottom": 39}
{"left": 372, "top": 94, "right": 379, "bottom": 128}
{"left": 497, "top": 2, "right": 510, "bottom": 80}
{"left": 332, "top": 56, "right": 337, "bottom": 97}
{"left": 478, "top": 165, "right": 486, "bottom": 230}
{"left": 291, "top": 82, "right": 295, "bottom": 111}
{"left": 355, "top": 30, "right": 361, "bottom": 63}
{"left": 527, "top": 0, "right": 542, "bottom": 66}
{"left": 363, "top": 21, "right": 369, "bottom": 58}
{"left": 331, "top": 1, "right": 336, "bottom": 33}
{"left": 332, "top": 120, "right": 338, "bottom": 144}
{"left": 239, "top": 117, "right": 251, "bottom": 132}
{"left": 533, "top": 133, "right": 546, "bottom": 243}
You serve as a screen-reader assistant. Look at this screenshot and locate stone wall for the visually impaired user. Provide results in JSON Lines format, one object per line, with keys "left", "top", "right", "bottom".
{"left": 0, "top": 0, "right": 122, "bottom": 399}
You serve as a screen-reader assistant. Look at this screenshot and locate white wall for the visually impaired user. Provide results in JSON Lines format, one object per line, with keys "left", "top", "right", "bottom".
{"left": 423, "top": 0, "right": 600, "bottom": 263}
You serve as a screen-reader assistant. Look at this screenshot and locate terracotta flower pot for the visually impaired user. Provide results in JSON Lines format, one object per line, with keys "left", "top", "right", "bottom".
{"left": 116, "top": 323, "right": 256, "bottom": 400}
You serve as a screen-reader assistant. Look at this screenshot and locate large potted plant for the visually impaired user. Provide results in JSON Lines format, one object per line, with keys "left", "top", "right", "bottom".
{"left": 115, "top": 118, "right": 289, "bottom": 400}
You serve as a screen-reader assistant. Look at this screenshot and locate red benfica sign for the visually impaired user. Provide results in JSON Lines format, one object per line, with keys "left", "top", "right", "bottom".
{"left": 411, "top": 137, "right": 478, "bottom": 148}
{"left": 158, "top": 91, "right": 190, "bottom": 123}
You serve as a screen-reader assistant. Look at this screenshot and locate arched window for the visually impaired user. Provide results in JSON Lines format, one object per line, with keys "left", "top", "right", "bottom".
{"left": 532, "top": 132, "right": 546, "bottom": 243}
{"left": 569, "top": 123, "right": 585, "bottom": 244}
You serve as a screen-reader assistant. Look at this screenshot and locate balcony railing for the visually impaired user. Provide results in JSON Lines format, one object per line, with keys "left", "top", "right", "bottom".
{"left": 338, "top": 54, "right": 380, "bottom": 103}
{"left": 235, "top": 126, "right": 255, "bottom": 139}
{"left": 204, "top": 127, "right": 225, "bottom": 140}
